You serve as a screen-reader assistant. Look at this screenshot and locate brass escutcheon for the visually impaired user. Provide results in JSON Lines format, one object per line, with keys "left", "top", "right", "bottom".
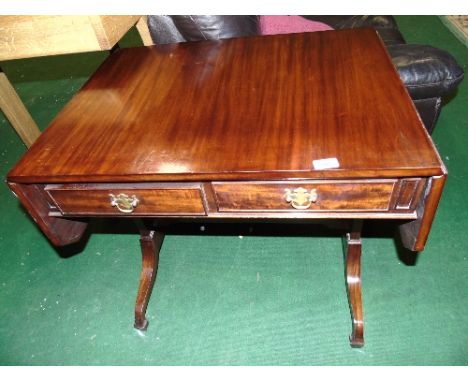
{"left": 109, "top": 193, "right": 139, "bottom": 213}
{"left": 284, "top": 187, "right": 318, "bottom": 210}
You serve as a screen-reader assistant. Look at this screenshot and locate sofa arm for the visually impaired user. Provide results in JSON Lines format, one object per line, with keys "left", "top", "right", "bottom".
{"left": 301, "top": 15, "right": 400, "bottom": 30}
{"left": 387, "top": 44, "right": 464, "bottom": 100}
{"left": 301, "top": 16, "right": 406, "bottom": 45}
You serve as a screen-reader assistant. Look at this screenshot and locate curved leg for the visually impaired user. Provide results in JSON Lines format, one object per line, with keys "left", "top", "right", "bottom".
{"left": 345, "top": 220, "right": 364, "bottom": 347}
{"left": 134, "top": 229, "right": 164, "bottom": 330}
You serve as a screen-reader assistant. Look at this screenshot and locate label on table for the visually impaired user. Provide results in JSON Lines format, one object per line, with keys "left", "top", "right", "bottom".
{"left": 312, "top": 157, "right": 340, "bottom": 170}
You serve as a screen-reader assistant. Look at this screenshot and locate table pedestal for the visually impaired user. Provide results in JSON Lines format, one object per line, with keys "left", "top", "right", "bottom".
{"left": 133, "top": 220, "right": 366, "bottom": 347}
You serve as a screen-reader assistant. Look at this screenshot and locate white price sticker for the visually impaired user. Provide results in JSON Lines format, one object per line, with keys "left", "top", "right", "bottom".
{"left": 312, "top": 157, "right": 340, "bottom": 170}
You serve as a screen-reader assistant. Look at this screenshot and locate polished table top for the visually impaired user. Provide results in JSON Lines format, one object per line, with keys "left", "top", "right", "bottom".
{"left": 8, "top": 28, "right": 444, "bottom": 184}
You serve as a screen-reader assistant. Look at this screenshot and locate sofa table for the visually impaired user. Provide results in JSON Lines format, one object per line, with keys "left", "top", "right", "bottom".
{"left": 7, "top": 29, "right": 446, "bottom": 347}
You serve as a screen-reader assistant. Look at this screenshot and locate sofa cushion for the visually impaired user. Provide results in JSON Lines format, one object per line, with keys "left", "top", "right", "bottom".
{"left": 259, "top": 15, "right": 332, "bottom": 35}
{"left": 388, "top": 44, "right": 464, "bottom": 99}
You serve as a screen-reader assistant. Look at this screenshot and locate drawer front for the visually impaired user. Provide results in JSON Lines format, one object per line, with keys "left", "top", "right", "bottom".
{"left": 46, "top": 184, "right": 206, "bottom": 216}
{"left": 212, "top": 181, "right": 397, "bottom": 212}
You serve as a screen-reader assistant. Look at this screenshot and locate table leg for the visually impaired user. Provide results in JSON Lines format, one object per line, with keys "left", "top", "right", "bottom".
{"left": 0, "top": 69, "right": 41, "bottom": 147}
{"left": 345, "top": 220, "right": 364, "bottom": 347}
{"left": 135, "top": 16, "right": 154, "bottom": 46}
{"left": 134, "top": 229, "right": 164, "bottom": 330}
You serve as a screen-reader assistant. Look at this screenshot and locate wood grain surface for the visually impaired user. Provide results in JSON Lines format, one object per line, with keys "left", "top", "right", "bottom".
{"left": 7, "top": 29, "right": 444, "bottom": 183}
{"left": 46, "top": 184, "right": 206, "bottom": 216}
{"left": 212, "top": 181, "right": 395, "bottom": 212}
{"left": 8, "top": 183, "right": 88, "bottom": 246}
{"left": 399, "top": 173, "right": 447, "bottom": 251}
{"left": 0, "top": 16, "right": 142, "bottom": 60}
{"left": 0, "top": 71, "right": 41, "bottom": 147}
{"left": 345, "top": 220, "right": 364, "bottom": 347}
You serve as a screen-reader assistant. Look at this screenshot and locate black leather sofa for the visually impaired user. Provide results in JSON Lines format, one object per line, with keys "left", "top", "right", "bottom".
{"left": 147, "top": 15, "right": 464, "bottom": 134}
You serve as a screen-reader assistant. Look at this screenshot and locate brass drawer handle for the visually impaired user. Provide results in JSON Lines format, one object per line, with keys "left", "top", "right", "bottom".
{"left": 109, "top": 193, "right": 139, "bottom": 213}
{"left": 284, "top": 187, "right": 318, "bottom": 210}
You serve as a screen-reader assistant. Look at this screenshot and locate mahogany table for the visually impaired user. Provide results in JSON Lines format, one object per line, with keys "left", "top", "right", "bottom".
{"left": 7, "top": 29, "right": 446, "bottom": 347}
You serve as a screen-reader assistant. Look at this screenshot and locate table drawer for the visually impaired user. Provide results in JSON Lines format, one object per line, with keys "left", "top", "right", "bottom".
{"left": 45, "top": 184, "right": 206, "bottom": 216}
{"left": 212, "top": 181, "right": 397, "bottom": 212}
